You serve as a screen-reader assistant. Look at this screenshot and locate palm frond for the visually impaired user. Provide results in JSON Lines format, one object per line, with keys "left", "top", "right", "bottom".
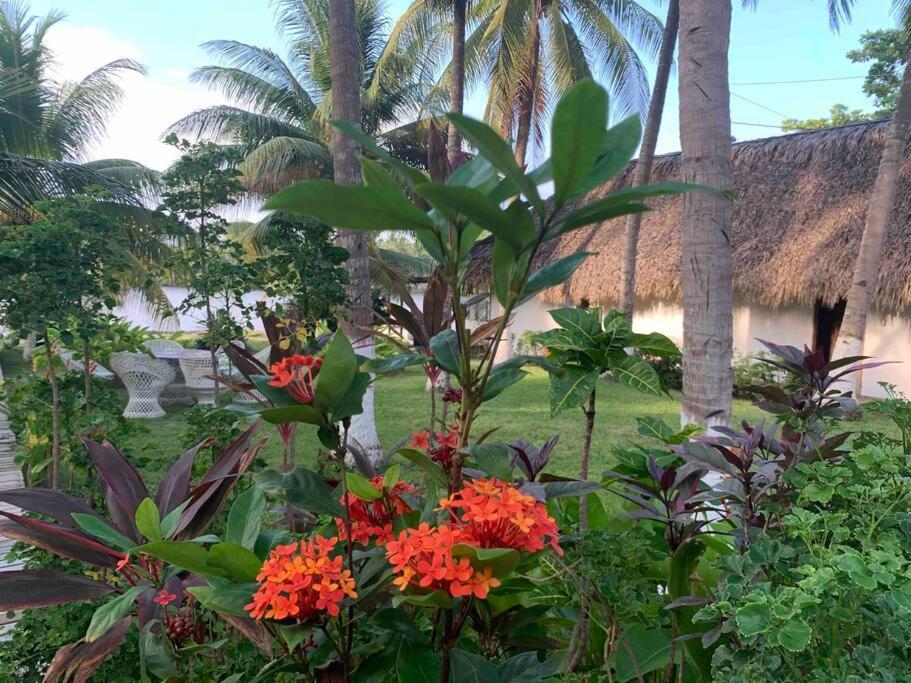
{"left": 238, "top": 135, "right": 331, "bottom": 190}
{"left": 82, "top": 158, "right": 162, "bottom": 203}
{"left": 165, "top": 105, "right": 314, "bottom": 147}
{"left": 190, "top": 65, "right": 310, "bottom": 123}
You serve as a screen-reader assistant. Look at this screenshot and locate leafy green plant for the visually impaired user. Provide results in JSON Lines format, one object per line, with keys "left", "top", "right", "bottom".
{"left": 180, "top": 405, "right": 243, "bottom": 463}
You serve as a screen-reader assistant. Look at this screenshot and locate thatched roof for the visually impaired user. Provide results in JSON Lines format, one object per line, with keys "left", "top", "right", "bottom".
{"left": 467, "top": 118, "right": 911, "bottom": 314}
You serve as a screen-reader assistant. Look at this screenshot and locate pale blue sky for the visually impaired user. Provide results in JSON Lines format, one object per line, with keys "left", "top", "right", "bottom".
{"left": 32, "top": 0, "right": 902, "bottom": 169}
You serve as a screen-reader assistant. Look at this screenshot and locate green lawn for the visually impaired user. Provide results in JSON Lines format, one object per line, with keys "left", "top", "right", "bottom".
{"left": 127, "top": 367, "right": 896, "bottom": 485}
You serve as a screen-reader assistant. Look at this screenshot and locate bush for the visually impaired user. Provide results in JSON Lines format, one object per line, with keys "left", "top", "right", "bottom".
{"left": 731, "top": 351, "right": 781, "bottom": 398}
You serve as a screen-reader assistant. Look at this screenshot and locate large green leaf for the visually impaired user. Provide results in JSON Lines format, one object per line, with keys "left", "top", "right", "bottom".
{"left": 414, "top": 184, "right": 534, "bottom": 250}
{"left": 265, "top": 179, "right": 435, "bottom": 233}
{"left": 517, "top": 252, "right": 591, "bottom": 306}
{"left": 208, "top": 543, "right": 262, "bottom": 583}
{"left": 459, "top": 443, "right": 513, "bottom": 480}
{"left": 361, "top": 156, "right": 406, "bottom": 193}
{"left": 186, "top": 583, "right": 257, "bottom": 617}
{"left": 85, "top": 585, "right": 145, "bottom": 642}
{"left": 140, "top": 541, "right": 229, "bottom": 578}
{"left": 250, "top": 374, "right": 298, "bottom": 407}
{"left": 397, "top": 448, "right": 449, "bottom": 487}
{"left": 256, "top": 467, "right": 344, "bottom": 518}
{"left": 139, "top": 620, "right": 178, "bottom": 680}
{"left": 571, "top": 115, "right": 642, "bottom": 200}
{"left": 628, "top": 331, "right": 680, "bottom": 357}
{"left": 613, "top": 623, "right": 671, "bottom": 682}
{"left": 315, "top": 332, "right": 358, "bottom": 414}
{"left": 548, "top": 308, "right": 601, "bottom": 349}
{"left": 367, "top": 352, "right": 426, "bottom": 374}
{"left": 259, "top": 403, "right": 325, "bottom": 426}
{"left": 396, "top": 637, "right": 441, "bottom": 682}
{"left": 451, "top": 545, "right": 520, "bottom": 578}
{"left": 450, "top": 649, "right": 499, "bottom": 683}
{"left": 327, "top": 370, "right": 370, "bottom": 421}
{"left": 498, "top": 652, "right": 564, "bottom": 682}
{"left": 330, "top": 119, "right": 429, "bottom": 188}
{"left": 347, "top": 471, "right": 383, "bottom": 501}
{"left": 551, "top": 79, "right": 608, "bottom": 207}
{"left": 71, "top": 513, "right": 136, "bottom": 552}
{"left": 735, "top": 603, "right": 771, "bottom": 637}
{"left": 777, "top": 619, "right": 812, "bottom": 652}
{"left": 557, "top": 201, "right": 649, "bottom": 234}
{"left": 429, "top": 329, "right": 461, "bottom": 374}
{"left": 608, "top": 355, "right": 663, "bottom": 396}
{"left": 134, "top": 498, "right": 162, "bottom": 542}
{"left": 549, "top": 366, "right": 600, "bottom": 416}
{"left": 481, "top": 366, "right": 528, "bottom": 403}
{"left": 491, "top": 237, "right": 515, "bottom": 307}
{"left": 226, "top": 486, "right": 266, "bottom": 550}
{"left": 371, "top": 607, "right": 427, "bottom": 643}
{"left": 446, "top": 113, "right": 541, "bottom": 210}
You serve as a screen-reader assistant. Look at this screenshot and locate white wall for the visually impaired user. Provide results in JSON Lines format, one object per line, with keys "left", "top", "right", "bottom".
{"left": 114, "top": 287, "right": 272, "bottom": 333}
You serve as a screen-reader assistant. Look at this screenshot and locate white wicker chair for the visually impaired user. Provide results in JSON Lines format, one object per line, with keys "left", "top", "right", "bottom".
{"left": 179, "top": 350, "right": 223, "bottom": 406}
{"left": 141, "top": 340, "right": 195, "bottom": 406}
{"left": 110, "top": 352, "right": 175, "bottom": 419}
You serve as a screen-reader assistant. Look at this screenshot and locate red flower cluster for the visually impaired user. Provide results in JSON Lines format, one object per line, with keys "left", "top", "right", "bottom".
{"left": 386, "top": 479, "right": 561, "bottom": 601}
{"left": 440, "top": 478, "right": 562, "bottom": 555}
{"left": 441, "top": 387, "right": 462, "bottom": 404}
{"left": 245, "top": 536, "right": 356, "bottom": 621}
{"left": 386, "top": 523, "right": 501, "bottom": 599}
{"left": 336, "top": 475, "right": 416, "bottom": 546}
{"left": 412, "top": 428, "right": 460, "bottom": 472}
{"left": 268, "top": 354, "right": 323, "bottom": 404}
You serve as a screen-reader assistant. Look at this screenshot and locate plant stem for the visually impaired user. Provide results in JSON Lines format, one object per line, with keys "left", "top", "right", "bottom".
{"left": 44, "top": 333, "right": 60, "bottom": 489}
{"left": 338, "top": 421, "right": 355, "bottom": 675}
{"left": 579, "top": 388, "right": 596, "bottom": 533}
{"left": 83, "top": 338, "right": 92, "bottom": 412}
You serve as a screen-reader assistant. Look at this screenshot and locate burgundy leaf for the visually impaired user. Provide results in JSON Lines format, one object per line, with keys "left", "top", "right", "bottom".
{"left": 422, "top": 275, "right": 448, "bottom": 338}
{"left": 659, "top": 466, "right": 677, "bottom": 492}
{"left": 832, "top": 360, "right": 898, "bottom": 380}
{"left": 43, "top": 616, "right": 131, "bottom": 683}
{"left": 427, "top": 121, "right": 451, "bottom": 183}
{"left": 386, "top": 301, "right": 428, "bottom": 349}
{"left": 82, "top": 438, "right": 150, "bottom": 542}
{"left": 0, "top": 511, "right": 123, "bottom": 568}
{"left": 646, "top": 456, "right": 664, "bottom": 485}
{"left": 155, "top": 440, "right": 208, "bottom": 516}
{"left": 0, "top": 570, "right": 114, "bottom": 610}
{"left": 665, "top": 595, "right": 711, "bottom": 610}
{"left": 223, "top": 342, "right": 269, "bottom": 381}
{"left": 136, "top": 587, "right": 159, "bottom": 630}
{"left": 0, "top": 488, "right": 103, "bottom": 529}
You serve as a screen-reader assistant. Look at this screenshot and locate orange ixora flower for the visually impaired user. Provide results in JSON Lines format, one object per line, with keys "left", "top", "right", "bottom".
{"left": 336, "top": 475, "right": 415, "bottom": 547}
{"left": 245, "top": 536, "right": 356, "bottom": 622}
{"left": 440, "top": 478, "right": 562, "bottom": 556}
{"left": 153, "top": 589, "right": 177, "bottom": 606}
{"left": 268, "top": 354, "right": 323, "bottom": 404}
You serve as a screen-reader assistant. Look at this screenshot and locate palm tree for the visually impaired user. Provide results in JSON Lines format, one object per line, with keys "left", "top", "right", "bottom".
{"left": 384, "top": 0, "right": 663, "bottom": 166}
{"left": 834, "top": 5, "right": 911, "bottom": 392}
{"left": 677, "top": 0, "right": 734, "bottom": 430}
{"left": 167, "top": 0, "right": 429, "bottom": 193}
{"left": 618, "top": 0, "right": 678, "bottom": 317}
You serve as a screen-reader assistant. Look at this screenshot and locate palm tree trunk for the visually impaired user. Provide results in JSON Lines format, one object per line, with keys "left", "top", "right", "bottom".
{"left": 678, "top": 0, "right": 734, "bottom": 430}
{"left": 513, "top": 3, "right": 542, "bottom": 168}
{"left": 619, "top": 0, "right": 679, "bottom": 317}
{"left": 44, "top": 333, "right": 60, "bottom": 489}
{"left": 329, "top": 0, "right": 383, "bottom": 465}
{"left": 833, "top": 48, "right": 911, "bottom": 394}
{"left": 446, "top": 0, "right": 468, "bottom": 162}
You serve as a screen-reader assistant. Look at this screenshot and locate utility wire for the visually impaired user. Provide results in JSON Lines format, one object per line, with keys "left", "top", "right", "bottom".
{"left": 731, "top": 75, "right": 864, "bottom": 85}
{"left": 730, "top": 92, "right": 795, "bottom": 120}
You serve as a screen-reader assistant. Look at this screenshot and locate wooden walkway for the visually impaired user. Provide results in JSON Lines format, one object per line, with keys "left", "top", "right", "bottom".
{"left": 0, "top": 362, "right": 23, "bottom": 631}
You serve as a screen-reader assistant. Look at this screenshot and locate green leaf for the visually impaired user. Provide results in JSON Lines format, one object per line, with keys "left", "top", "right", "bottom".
{"left": 367, "top": 352, "right": 426, "bottom": 374}
{"left": 551, "top": 79, "right": 608, "bottom": 206}
{"left": 383, "top": 464, "right": 401, "bottom": 492}
{"left": 517, "top": 252, "right": 591, "bottom": 306}
{"left": 491, "top": 237, "right": 515, "bottom": 307}
{"left": 226, "top": 486, "right": 266, "bottom": 550}
{"left": 361, "top": 156, "right": 405, "bottom": 193}
{"left": 258, "top": 467, "right": 344, "bottom": 518}
{"left": 135, "top": 498, "right": 162, "bottom": 542}
{"left": 250, "top": 374, "right": 298, "bottom": 407}
{"left": 549, "top": 367, "right": 599, "bottom": 416}
{"left": 541, "top": 480, "right": 602, "bottom": 499}
{"left": 413, "top": 184, "right": 534, "bottom": 250}
{"left": 498, "top": 652, "right": 564, "bottom": 682}
{"left": 140, "top": 541, "right": 229, "bottom": 578}
{"left": 315, "top": 331, "right": 358, "bottom": 414}
{"left": 608, "top": 355, "right": 663, "bottom": 396}
{"left": 278, "top": 624, "right": 314, "bottom": 652}
{"left": 371, "top": 607, "right": 427, "bottom": 643}
{"left": 397, "top": 448, "right": 449, "bottom": 487}
{"left": 392, "top": 590, "right": 453, "bottom": 609}
{"left": 265, "top": 179, "right": 435, "bottom": 233}
{"left": 85, "top": 585, "right": 144, "bottom": 642}
{"left": 636, "top": 417, "right": 677, "bottom": 443}
{"left": 548, "top": 308, "right": 601, "bottom": 348}
{"left": 139, "top": 620, "right": 178, "bottom": 681}
{"left": 396, "top": 638, "right": 441, "bottom": 683}
{"left": 429, "top": 329, "right": 461, "bottom": 374}
{"left": 208, "top": 543, "right": 262, "bottom": 583}
{"left": 186, "top": 583, "right": 257, "bottom": 616}
{"left": 482, "top": 366, "right": 528, "bottom": 402}
{"left": 330, "top": 119, "right": 428, "bottom": 188}
{"left": 574, "top": 115, "right": 643, "bottom": 198}
{"left": 347, "top": 471, "right": 382, "bottom": 501}
{"left": 735, "top": 603, "right": 771, "bottom": 637}
{"left": 446, "top": 113, "right": 541, "bottom": 210}
{"left": 451, "top": 544, "right": 520, "bottom": 577}
{"left": 777, "top": 619, "right": 812, "bottom": 652}
{"left": 460, "top": 443, "right": 514, "bottom": 480}
{"left": 160, "top": 500, "right": 191, "bottom": 539}
{"left": 259, "top": 404, "right": 326, "bottom": 425}
{"left": 628, "top": 332, "right": 680, "bottom": 357}
{"left": 328, "top": 371, "right": 370, "bottom": 421}
{"left": 71, "top": 513, "right": 136, "bottom": 552}
{"left": 556, "top": 201, "right": 649, "bottom": 235}
{"left": 450, "top": 649, "right": 500, "bottom": 683}
{"left": 613, "top": 622, "right": 671, "bottom": 682}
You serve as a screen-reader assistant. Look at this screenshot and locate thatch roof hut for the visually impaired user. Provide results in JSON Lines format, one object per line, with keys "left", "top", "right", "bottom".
{"left": 468, "top": 119, "right": 911, "bottom": 315}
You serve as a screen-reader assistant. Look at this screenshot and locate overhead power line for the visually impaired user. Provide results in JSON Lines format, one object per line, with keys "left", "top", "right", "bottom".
{"left": 731, "top": 75, "right": 864, "bottom": 86}
{"left": 730, "top": 92, "right": 795, "bottom": 120}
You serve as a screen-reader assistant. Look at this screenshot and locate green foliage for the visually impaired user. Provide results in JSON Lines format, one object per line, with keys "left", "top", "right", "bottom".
{"left": 781, "top": 103, "right": 870, "bottom": 132}
{"left": 731, "top": 351, "right": 781, "bottom": 398}
{"left": 847, "top": 27, "right": 911, "bottom": 116}
{"left": 181, "top": 404, "right": 243, "bottom": 463}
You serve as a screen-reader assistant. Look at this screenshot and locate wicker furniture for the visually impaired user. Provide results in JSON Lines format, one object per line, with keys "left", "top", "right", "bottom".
{"left": 110, "top": 352, "right": 176, "bottom": 419}
{"left": 142, "top": 340, "right": 195, "bottom": 406}
{"left": 179, "top": 350, "right": 223, "bottom": 406}
{"left": 142, "top": 338, "right": 185, "bottom": 356}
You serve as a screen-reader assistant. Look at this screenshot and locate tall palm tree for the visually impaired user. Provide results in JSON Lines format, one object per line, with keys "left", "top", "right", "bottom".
{"left": 168, "top": 0, "right": 430, "bottom": 193}
{"left": 384, "top": 0, "right": 662, "bottom": 166}
{"left": 678, "top": 0, "right": 734, "bottom": 430}
{"left": 834, "top": 4, "right": 911, "bottom": 389}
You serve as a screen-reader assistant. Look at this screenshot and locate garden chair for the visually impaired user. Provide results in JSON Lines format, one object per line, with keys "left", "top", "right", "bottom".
{"left": 141, "top": 340, "right": 195, "bottom": 406}
{"left": 110, "top": 352, "right": 176, "bottom": 419}
{"left": 179, "top": 350, "right": 225, "bottom": 406}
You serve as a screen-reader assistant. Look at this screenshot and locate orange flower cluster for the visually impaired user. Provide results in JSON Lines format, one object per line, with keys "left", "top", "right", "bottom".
{"left": 440, "top": 478, "right": 562, "bottom": 555}
{"left": 386, "top": 523, "right": 501, "bottom": 599}
{"left": 411, "top": 427, "right": 460, "bottom": 472}
{"left": 386, "top": 479, "right": 562, "bottom": 601}
{"left": 268, "top": 354, "right": 323, "bottom": 404}
{"left": 245, "top": 536, "right": 356, "bottom": 621}
{"left": 336, "top": 475, "right": 416, "bottom": 546}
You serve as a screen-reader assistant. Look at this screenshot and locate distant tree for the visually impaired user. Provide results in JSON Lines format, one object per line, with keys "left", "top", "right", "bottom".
{"left": 782, "top": 103, "right": 870, "bottom": 131}
{"left": 849, "top": 27, "right": 911, "bottom": 116}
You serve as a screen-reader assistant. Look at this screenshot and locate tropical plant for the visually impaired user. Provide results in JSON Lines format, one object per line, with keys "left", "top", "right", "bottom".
{"left": 535, "top": 307, "right": 680, "bottom": 530}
